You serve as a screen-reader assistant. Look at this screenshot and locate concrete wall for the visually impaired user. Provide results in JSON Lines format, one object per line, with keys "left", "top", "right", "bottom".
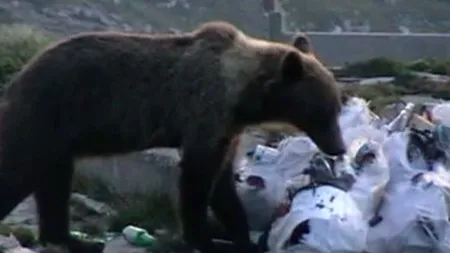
{"left": 298, "top": 32, "right": 450, "bottom": 66}
{"left": 266, "top": 11, "right": 450, "bottom": 66}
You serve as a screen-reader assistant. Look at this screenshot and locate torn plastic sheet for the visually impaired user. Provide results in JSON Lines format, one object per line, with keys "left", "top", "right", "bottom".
{"left": 266, "top": 185, "right": 368, "bottom": 253}
{"left": 236, "top": 136, "right": 318, "bottom": 231}
{"left": 366, "top": 132, "right": 450, "bottom": 253}
{"left": 338, "top": 97, "right": 377, "bottom": 129}
{"left": 345, "top": 130, "right": 389, "bottom": 220}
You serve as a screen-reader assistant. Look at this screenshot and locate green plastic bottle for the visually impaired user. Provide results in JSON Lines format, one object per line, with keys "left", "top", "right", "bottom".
{"left": 122, "top": 225, "right": 157, "bottom": 248}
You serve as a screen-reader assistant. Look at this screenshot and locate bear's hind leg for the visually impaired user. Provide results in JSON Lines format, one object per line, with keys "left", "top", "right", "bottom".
{"left": 0, "top": 164, "right": 35, "bottom": 220}
{"left": 34, "top": 154, "right": 104, "bottom": 253}
{"left": 0, "top": 133, "right": 37, "bottom": 220}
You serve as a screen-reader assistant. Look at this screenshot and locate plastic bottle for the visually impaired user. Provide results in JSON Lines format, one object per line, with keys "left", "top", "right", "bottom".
{"left": 383, "top": 102, "right": 415, "bottom": 133}
{"left": 122, "top": 225, "right": 157, "bottom": 247}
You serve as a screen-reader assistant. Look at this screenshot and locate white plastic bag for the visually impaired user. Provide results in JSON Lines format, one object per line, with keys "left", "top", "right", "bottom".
{"left": 236, "top": 159, "right": 287, "bottom": 231}
{"left": 276, "top": 135, "right": 319, "bottom": 181}
{"left": 366, "top": 132, "right": 450, "bottom": 253}
{"left": 339, "top": 97, "right": 375, "bottom": 129}
{"left": 236, "top": 137, "right": 318, "bottom": 231}
{"left": 347, "top": 139, "right": 389, "bottom": 220}
{"left": 432, "top": 102, "right": 450, "bottom": 125}
{"left": 266, "top": 185, "right": 368, "bottom": 253}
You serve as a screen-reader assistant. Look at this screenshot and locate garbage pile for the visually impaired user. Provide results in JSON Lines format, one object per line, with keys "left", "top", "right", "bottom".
{"left": 236, "top": 97, "right": 450, "bottom": 253}
{"left": 3, "top": 97, "right": 450, "bottom": 253}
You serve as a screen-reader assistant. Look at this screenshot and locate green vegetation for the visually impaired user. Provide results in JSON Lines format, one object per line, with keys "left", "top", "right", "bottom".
{"left": 72, "top": 173, "right": 178, "bottom": 235}
{"left": 340, "top": 57, "right": 450, "bottom": 77}
{"left": 0, "top": 224, "right": 37, "bottom": 247}
{"left": 0, "top": 24, "right": 53, "bottom": 95}
{"left": 340, "top": 57, "right": 450, "bottom": 111}
{"left": 107, "top": 192, "right": 178, "bottom": 234}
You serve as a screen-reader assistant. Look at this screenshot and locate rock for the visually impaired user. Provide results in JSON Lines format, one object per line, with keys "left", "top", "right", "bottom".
{"left": 0, "top": 234, "right": 36, "bottom": 253}
{"left": 70, "top": 193, "right": 117, "bottom": 217}
{"left": 3, "top": 197, "right": 37, "bottom": 227}
{"left": 0, "top": 234, "right": 21, "bottom": 250}
{"left": 3, "top": 194, "right": 116, "bottom": 236}
{"left": 103, "top": 237, "right": 147, "bottom": 253}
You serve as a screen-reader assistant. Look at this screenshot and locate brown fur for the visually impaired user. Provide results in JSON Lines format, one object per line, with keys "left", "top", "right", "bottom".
{"left": 0, "top": 21, "right": 345, "bottom": 253}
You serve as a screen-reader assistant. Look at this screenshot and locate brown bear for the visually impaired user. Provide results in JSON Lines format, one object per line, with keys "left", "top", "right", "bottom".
{"left": 0, "top": 21, "right": 345, "bottom": 253}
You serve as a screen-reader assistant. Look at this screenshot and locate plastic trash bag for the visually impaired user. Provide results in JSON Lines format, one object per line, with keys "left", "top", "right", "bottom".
{"left": 432, "top": 102, "right": 450, "bottom": 125}
{"left": 236, "top": 145, "right": 287, "bottom": 231}
{"left": 276, "top": 135, "right": 320, "bottom": 181}
{"left": 236, "top": 136, "right": 318, "bottom": 231}
{"left": 339, "top": 97, "right": 376, "bottom": 129}
{"left": 266, "top": 154, "right": 368, "bottom": 253}
{"left": 266, "top": 185, "right": 367, "bottom": 253}
{"left": 366, "top": 132, "right": 450, "bottom": 253}
{"left": 346, "top": 135, "right": 389, "bottom": 220}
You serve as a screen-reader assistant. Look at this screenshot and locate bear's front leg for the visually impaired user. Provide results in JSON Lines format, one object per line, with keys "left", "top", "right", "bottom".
{"left": 179, "top": 146, "right": 220, "bottom": 253}
{"left": 210, "top": 166, "right": 258, "bottom": 253}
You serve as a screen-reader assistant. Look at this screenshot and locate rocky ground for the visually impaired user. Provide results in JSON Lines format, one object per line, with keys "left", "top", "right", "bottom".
{"left": 1, "top": 0, "right": 450, "bottom": 38}
{"left": 0, "top": 192, "right": 226, "bottom": 253}
{"left": 0, "top": 193, "right": 166, "bottom": 253}
{"left": 0, "top": 194, "right": 124, "bottom": 253}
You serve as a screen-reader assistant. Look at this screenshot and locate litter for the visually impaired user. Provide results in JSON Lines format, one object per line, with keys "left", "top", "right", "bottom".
{"left": 0, "top": 234, "right": 35, "bottom": 253}
{"left": 235, "top": 97, "right": 450, "bottom": 253}
{"left": 121, "top": 225, "right": 157, "bottom": 248}
{"left": 367, "top": 127, "right": 450, "bottom": 253}
{"left": 265, "top": 153, "right": 367, "bottom": 253}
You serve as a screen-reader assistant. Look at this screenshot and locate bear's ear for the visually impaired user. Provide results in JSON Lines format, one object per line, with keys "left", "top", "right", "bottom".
{"left": 280, "top": 51, "right": 303, "bottom": 82}
{"left": 292, "top": 34, "right": 313, "bottom": 54}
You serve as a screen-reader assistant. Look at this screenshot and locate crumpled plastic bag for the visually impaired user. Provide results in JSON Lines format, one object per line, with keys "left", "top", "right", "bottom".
{"left": 264, "top": 139, "right": 369, "bottom": 253}
{"left": 236, "top": 160, "right": 288, "bottom": 231}
{"left": 276, "top": 135, "right": 320, "bottom": 181}
{"left": 266, "top": 185, "right": 368, "bottom": 253}
{"left": 366, "top": 132, "right": 450, "bottom": 253}
{"left": 338, "top": 105, "right": 390, "bottom": 220}
{"left": 432, "top": 102, "right": 450, "bottom": 125}
{"left": 339, "top": 97, "right": 376, "bottom": 129}
{"left": 236, "top": 136, "right": 318, "bottom": 231}
{"left": 346, "top": 134, "right": 389, "bottom": 220}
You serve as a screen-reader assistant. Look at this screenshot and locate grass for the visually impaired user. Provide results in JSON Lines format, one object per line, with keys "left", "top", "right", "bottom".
{"left": 0, "top": 24, "right": 53, "bottom": 93}
{"left": 0, "top": 224, "right": 37, "bottom": 248}
{"left": 72, "top": 173, "right": 179, "bottom": 235}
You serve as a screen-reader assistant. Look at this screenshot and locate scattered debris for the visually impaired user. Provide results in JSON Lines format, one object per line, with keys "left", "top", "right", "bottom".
{"left": 0, "top": 234, "right": 35, "bottom": 253}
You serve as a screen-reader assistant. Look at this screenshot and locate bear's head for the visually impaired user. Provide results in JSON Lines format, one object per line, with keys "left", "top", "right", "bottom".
{"left": 261, "top": 34, "right": 346, "bottom": 156}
